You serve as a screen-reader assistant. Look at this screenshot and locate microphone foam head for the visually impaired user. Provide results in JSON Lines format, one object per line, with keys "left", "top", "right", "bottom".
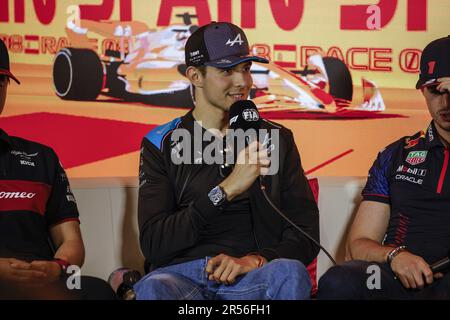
{"left": 228, "top": 100, "right": 261, "bottom": 131}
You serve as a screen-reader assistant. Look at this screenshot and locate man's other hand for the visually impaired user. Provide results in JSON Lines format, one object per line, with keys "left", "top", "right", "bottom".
{"left": 205, "top": 253, "right": 266, "bottom": 285}
{"left": 390, "top": 251, "right": 442, "bottom": 289}
{"left": 0, "top": 258, "right": 46, "bottom": 286}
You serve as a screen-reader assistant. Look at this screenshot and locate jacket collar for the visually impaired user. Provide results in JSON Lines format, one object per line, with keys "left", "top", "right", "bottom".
{"left": 0, "top": 127, "right": 12, "bottom": 150}
{"left": 179, "top": 109, "right": 196, "bottom": 133}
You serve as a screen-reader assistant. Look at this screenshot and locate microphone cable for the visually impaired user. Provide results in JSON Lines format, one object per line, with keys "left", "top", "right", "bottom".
{"left": 259, "top": 176, "right": 337, "bottom": 266}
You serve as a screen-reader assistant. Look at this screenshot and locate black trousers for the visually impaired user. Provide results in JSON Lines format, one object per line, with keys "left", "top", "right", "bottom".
{"left": 317, "top": 260, "right": 450, "bottom": 300}
{"left": 0, "top": 276, "right": 116, "bottom": 300}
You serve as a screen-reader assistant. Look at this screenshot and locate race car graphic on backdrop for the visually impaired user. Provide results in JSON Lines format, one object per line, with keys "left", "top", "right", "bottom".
{"left": 52, "top": 12, "right": 392, "bottom": 120}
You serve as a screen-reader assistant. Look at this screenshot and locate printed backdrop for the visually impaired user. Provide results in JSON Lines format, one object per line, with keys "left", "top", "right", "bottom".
{"left": 1, "top": 0, "right": 449, "bottom": 178}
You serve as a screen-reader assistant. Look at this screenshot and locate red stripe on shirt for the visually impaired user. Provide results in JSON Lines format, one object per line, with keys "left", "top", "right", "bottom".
{"left": 0, "top": 180, "right": 51, "bottom": 216}
{"left": 49, "top": 217, "right": 80, "bottom": 228}
{"left": 437, "top": 148, "right": 449, "bottom": 194}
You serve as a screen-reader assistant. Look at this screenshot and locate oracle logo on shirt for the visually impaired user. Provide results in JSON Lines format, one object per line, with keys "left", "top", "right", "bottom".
{"left": 0, "top": 192, "right": 37, "bottom": 199}
{"left": 0, "top": 180, "right": 51, "bottom": 215}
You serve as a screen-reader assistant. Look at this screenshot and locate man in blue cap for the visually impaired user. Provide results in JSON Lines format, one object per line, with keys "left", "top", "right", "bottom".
{"left": 318, "top": 36, "right": 450, "bottom": 299}
{"left": 135, "top": 22, "right": 320, "bottom": 300}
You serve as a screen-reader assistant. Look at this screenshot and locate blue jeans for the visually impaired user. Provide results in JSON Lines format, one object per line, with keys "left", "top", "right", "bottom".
{"left": 317, "top": 260, "right": 450, "bottom": 300}
{"left": 134, "top": 257, "right": 312, "bottom": 300}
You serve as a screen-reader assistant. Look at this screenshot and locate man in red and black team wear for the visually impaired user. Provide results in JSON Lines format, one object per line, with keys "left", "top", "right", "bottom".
{"left": 318, "top": 36, "right": 450, "bottom": 299}
{"left": 0, "top": 39, "right": 115, "bottom": 299}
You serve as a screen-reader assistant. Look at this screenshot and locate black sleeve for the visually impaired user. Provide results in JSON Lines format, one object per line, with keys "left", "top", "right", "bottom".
{"left": 259, "top": 130, "right": 320, "bottom": 266}
{"left": 138, "top": 138, "right": 223, "bottom": 267}
{"left": 45, "top": 149, "right": 80, "bottom": 227}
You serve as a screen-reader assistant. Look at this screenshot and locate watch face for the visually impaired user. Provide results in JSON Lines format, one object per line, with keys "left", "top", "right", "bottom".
{"left": 208, "top": 186, "right": 225, "bottom": 206}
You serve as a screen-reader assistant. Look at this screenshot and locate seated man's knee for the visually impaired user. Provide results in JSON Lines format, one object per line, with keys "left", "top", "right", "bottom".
{"left": 134, "top": 273, "right": 170, "bottom": 299}
{"left": 80, "top": 276, "right": 117, "bottom": 300}
{"left": 271, "top": 258, "right": 310, "bottom": 280}
{"left": 134, "top": 273, "right": 191, "bottom": 300}
{"left": 317, "top": 261, "right": 370, "bottom": 299}
{"left": 266, "top": 259, "right": 312, "bottom": 299}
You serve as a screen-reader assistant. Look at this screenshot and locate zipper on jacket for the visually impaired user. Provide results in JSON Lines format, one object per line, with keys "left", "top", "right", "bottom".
{"left": 437, "top": 147, "right": 449, "bottom": 194}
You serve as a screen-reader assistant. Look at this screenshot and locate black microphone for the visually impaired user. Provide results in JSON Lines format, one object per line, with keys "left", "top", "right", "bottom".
{"left": 220, "top": 100, "right": 262, "bottom": 177}
{"left": 229, "top": 99, "right": 262, "bottom": 160}
{"left": 108, "top": 267, "right": 142, "bottom": 300}
{"left": 228, "top": 99, "right": 261, "bottom": 133}
{"left": 228, "top": 100, "right": 265, "bottom": 183}
{"left": 430, "top": 250, "right": 450, "bottom": 273}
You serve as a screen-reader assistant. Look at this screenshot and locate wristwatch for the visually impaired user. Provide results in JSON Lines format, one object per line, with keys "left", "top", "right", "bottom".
{"left": 208, "top": 185, "right": 227, "bottom": 207}
{"left": 387, "top": 245, "right": 407, "bottom": 265}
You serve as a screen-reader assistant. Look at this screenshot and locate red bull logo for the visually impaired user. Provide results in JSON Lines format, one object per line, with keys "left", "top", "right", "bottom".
{"left": 404, "top": 131, "right": 425, "bottom": 149}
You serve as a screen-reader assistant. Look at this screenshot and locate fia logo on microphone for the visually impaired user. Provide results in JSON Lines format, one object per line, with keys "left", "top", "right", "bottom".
{"left": 242, "top": 109, "right": 259, "bottom": 121}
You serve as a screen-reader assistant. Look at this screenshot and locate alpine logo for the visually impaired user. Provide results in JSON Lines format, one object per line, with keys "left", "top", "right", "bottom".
{"left": 262, "top": 133, "right": 275, "bottom": 155}
{"left": 405, "top": 151, "right": 428, "bottom": 165}
{"left": 217, "top": 59, "right": 232, "bottom": 64}
{"left": 0, "top": 191, "right": 36, "bottom": 199}
{"left": 226, "top": 34, "right": 244, "bottom": 47}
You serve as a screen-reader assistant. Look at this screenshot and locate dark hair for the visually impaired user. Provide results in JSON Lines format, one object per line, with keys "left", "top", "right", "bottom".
{"left": 197, "top": 65, "right": 207, "bottom": 76}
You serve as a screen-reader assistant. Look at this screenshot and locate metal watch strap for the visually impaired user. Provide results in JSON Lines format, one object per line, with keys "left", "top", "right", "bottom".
{"left": 387, "top": 245, "right": 407, "bottom": 265}
{"left": 208, "top": 185, "right": 227, "bottom": 207}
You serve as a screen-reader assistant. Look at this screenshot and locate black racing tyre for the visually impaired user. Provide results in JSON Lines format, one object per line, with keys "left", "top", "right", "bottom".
{"left": 322, "top": 57, "right": 353, "bottom": 102}
{"left": 105, "top": 61, "right": 128, "bottom": 98}
{"left": 53, "top": 48, "right": 103, "bottom": 100}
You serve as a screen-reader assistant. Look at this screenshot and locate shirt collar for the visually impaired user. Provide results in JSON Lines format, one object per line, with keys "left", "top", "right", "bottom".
{"left": 180, "top": 109, "right": 195, "bottom": 132}
{"left": 0, "top": 128, "right": 12, "bottom": 149}
{"left": 424, "top": 121, "right": 446, "bottom": 150}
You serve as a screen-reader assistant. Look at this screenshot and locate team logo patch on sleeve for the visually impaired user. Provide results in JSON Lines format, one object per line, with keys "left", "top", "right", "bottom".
{"left": 405, "top": 151, "right": 428, "bottom": 165}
